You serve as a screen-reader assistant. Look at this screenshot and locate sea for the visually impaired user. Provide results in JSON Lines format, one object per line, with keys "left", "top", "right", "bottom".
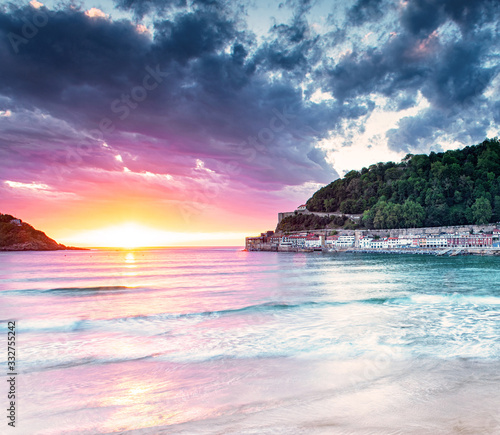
{"left": 0, "top": 248, "right": 499, "bottom": 434}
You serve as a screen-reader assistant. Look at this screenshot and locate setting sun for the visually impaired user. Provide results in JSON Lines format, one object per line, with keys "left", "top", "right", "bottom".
{"left": 78, "top": 223, "right": 165, "bottom": 248}
{"left": 59, "top": 223, "right": 248, "bottom": 248}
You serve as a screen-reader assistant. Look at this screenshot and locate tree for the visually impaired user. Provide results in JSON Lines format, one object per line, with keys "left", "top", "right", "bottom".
{"left": 471, "top": 197, "right": 492, "bottom": 224}
{"left": 340, "top": 199, "right": 357, "bottom": 214}
{"left": 449, "top": 205, "right": 467, "bottom": 225}
{"left": 402, "top": 200, "right": 425, "bottom": 228}
{"left": 493, "top": 195, "right": 500, "bottom": 221}
{"left": 373, "top": 207, "right": 386, "bottom": 229}
{"left": 362, "top": 208, "right": 376, "bottom": 229}
{"left": 385, "top": 203, "right": 402, "bottom": 228}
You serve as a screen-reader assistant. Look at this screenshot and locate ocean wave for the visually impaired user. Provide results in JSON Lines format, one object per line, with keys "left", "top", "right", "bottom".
{"left": 18, "top": 319, "right": 89, "bottom": 333}
{"left": 42, "top": 285, "right": 135, "bottom": 294}
{"left": 0, "top": 285, "right": 137, "bottom": 295}
{"left": 22, "top": 353, "right": 161, "bottom": 373}
{"left": 15, "top": 293, "right": 500, "bottom": 335}
{"left": 117, "top": 300, "right": 352, "bottom": 322}
{"left": 14, "top": 301, "right": 345, "bottom": 334}
{"left": 408, "top": 294, "right": 500, "bottom": 305}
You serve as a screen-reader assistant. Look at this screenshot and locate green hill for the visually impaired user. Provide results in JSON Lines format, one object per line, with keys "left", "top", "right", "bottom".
{"left": 282, "top": 138, "right": 500, "bottom": 231}
{"left": 0, "top": 213, "right": 71, "bottom": 251}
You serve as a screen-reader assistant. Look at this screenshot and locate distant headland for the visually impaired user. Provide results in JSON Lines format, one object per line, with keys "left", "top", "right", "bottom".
{"left": 246, "top": 138, "right": 500, "bottom": 256}
{"left": 278, "top": 138, "right": 500, "bottom": 233}
{"left": 0, "top": 213, "right": 85, "bottom": 251}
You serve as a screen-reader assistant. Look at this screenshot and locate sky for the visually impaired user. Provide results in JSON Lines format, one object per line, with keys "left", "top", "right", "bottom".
{"left": 0, "top": 0, "right": 499, "bottom": 247}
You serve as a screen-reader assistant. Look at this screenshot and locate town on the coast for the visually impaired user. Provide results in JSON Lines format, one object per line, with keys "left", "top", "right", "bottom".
{"left": 245, "top": 140, "right": 500, "bottom": 256}
{"left": 246, "top": 205, "right": 500, "bottom": 256}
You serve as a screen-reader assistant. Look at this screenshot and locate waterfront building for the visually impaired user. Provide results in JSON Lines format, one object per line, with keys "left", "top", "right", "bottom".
{"left": 493, "top": 229, "right": 500, "bottom": 247}
{"left": 359, "top": 236, "right": 373, "bottom": 248}
{"left": 371, "top": 239, "right": 385, "bottom": 249}
{"left": 397, "top": 236, "right": 414, "bottom": 247}
{"left": 245, "top": 235, "right": 265, "bottom": 250}
{"left": 284, "top": 234, "right": 308, "bottom": 247}
{"left": 425, "top": 236, "right": 448, "bottom": 248}
{"left": 247, "top": 227, "right": 498, "bottom": 251}
{"left": 446, "top": 233, "right": 492, "bottom": 247}
{"left": 326, "top": 235, "right": 338, "bottom": 246}
{"left": 305, "top": 235, "right": 321, "bottom": 248}
{"left": 336, "top": 235, "right": 355, "bottom": 247}
{"left": 387, "top": 237, "right": 399, "bottom": 248}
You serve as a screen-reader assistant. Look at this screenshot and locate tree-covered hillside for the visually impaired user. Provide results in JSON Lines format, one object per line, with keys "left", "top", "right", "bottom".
{"left": 304, "top": 138, "right": 500, "bottom": 229}
{"left": 276, "top": 213, "right": 354, "bottom": 233}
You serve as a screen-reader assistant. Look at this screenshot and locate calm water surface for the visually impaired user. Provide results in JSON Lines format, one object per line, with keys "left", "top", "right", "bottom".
{"left": 0, "top": 248, "right": 499, "bottom": 434}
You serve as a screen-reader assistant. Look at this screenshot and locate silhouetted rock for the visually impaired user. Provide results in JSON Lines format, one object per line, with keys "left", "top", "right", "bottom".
{"left": 0, "top": 213, "right": 85, "bottom": 251}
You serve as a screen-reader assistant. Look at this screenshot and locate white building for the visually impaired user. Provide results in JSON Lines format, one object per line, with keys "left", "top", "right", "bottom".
{"left": 279, "top": 237, "right": 293, "bottom": 247}
{"left": 325, "top": 236, "right": 338, "bottom": 246}
{"left": 336, "top": 235, "right": 355, "bottom": 247}
{"left": 305, "top": 235, "right": 321, "bottom": 248}
{"left": 397, "top": 236, "right": 414, "bottom": 247}
{"left": 284, "top": 234, "right": 307, "bottom": 247}
{"left": 426, "top": 236, "right": 448, "bottom": 247}
{"left": 386, "top": 237, "right": 399, "bottom": 248}
{"left": 370, "top": 239, "right": 385, "bottom": 249}
{"left": 359, "top": 237, "right": 373, "bottom": 248}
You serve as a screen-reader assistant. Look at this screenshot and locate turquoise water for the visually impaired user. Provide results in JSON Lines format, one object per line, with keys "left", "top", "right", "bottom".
{"left": 1, "top": 248, "right": 499, "bottom": 434}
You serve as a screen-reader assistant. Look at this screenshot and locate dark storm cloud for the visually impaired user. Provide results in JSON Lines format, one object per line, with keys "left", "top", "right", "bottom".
{"left": 0, "top": 0, "right": 499, "bottom": 194}
{"left": 324, "top": 34, "right": 425, "bottom": 101}
{"left": 113, "top": 0, "right": 239, "bottom": 19}
{"left": 493, "top": 102, "right": 500, "bottom": 124}
{"left": 254, "top": 0, "right": 323, "bottom": 80}
{"left": 321, "top": 0, "right": 500, "bottom": 153}
{"left": 392, "top": 0, "right": 500, "bottom": 151}
{"left": 401, "top": 0, "right": 499, "bottom": 35}
{"left": 386, "top": 108, "right": 449, "bottom": 152}
{"left": 0, "top": 7, "right": 151, "bottom": 114}
{"left": 420, "top": 35, "right": 496, "bottom": 108}
{"left": 113, "top": 0, "right": 186, "bottom": 18}
{"left": 255, "top": 26, "right": 319, "bottom": 76}
{"left": 325, "top": 26, "right": 497, "bottom": 106}
{"left": 0, "top": 2, "right": 343, "bottom": 191}
{"left": 386, "top": 106, "right": 492, "bottom": 153}
{"left": 347, "top": 0, "right": 387, "bottom": 25}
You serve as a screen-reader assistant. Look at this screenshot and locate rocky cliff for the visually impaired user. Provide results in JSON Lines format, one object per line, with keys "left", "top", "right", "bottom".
{"left": 0, "top": 213, "right": 79, "bottom": 251}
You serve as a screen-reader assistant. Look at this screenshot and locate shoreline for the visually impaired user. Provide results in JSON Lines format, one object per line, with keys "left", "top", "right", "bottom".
{"left": 246, "top": 246, "right": 500, "bottom": 256}
{"left": 0, "top": 245, "right": 89, "bottom": 251}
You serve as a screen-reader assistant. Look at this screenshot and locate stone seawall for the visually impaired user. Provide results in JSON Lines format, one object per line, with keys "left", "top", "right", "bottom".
{"left": 274, "top": 223, "right": 499, "bottom": 238}
{"left": 361, "top": 223, "right": 498, "bottom": 237}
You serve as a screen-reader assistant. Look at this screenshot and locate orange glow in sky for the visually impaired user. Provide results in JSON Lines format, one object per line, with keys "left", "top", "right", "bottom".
{"left": 59, "top": 223, "right": 249, "bottom": 248}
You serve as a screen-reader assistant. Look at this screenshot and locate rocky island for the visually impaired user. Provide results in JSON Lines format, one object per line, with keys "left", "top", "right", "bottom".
{"left": 0, "top": 213, "right": 84, "bottom": 251}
